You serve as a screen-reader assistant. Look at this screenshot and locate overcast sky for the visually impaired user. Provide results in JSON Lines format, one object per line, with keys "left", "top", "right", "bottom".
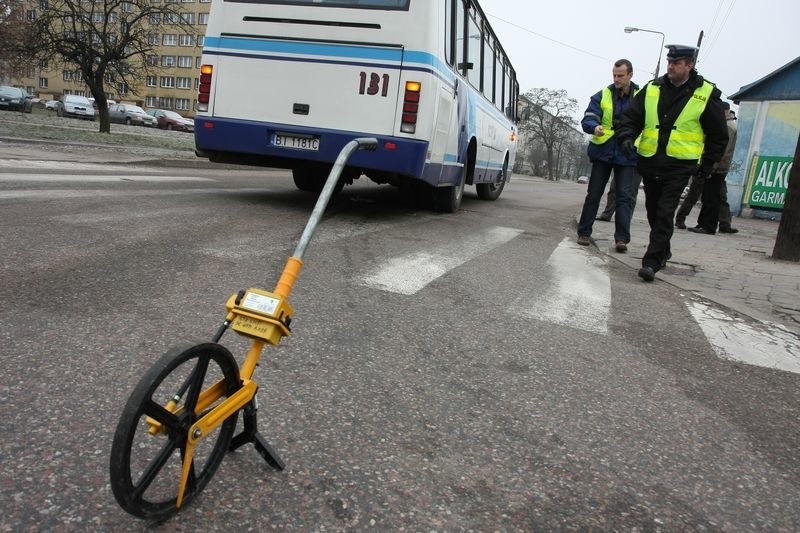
{"left": 480, "top": 0, "right": 799, "bottom": 117}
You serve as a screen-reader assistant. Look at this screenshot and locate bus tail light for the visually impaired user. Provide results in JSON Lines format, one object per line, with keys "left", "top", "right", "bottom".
{"left": 400, "top": 81, "right": 421, "bottom": 134}
{"left": 197, "top": 64, "right": 213, "bottom": 112}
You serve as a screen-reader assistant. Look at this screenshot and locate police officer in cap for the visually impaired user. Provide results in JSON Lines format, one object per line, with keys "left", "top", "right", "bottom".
{"left": 617, "top": 44, "right": 728, "bottom": 282}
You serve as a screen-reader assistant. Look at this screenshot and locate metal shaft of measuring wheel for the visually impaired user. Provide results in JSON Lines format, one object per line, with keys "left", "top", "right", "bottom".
{"left": 292, "top": 138, "right": 378, "bottom": 261}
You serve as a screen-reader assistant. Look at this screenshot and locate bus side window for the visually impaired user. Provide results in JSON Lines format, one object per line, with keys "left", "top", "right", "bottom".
{"left": 444, "top": 0, "right": 453, "bottom": 66}
{"left": 455, "top": 0, "right": 468, "bottom": 75}
{"left": 466, "top": 10, "right": 481, "bottom": 88}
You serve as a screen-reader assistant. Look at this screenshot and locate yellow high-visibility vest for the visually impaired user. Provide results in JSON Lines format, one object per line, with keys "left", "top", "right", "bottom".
{"left": 590, "top": 86, "right": 639, "bottom": 145}
{"left": 637, "top": 81, "right": 714, "bottom": 159}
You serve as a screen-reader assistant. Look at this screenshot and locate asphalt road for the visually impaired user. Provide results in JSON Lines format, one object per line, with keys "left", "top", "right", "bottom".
{"left": 1, "top": 161, "right": 798, "bottom": 531}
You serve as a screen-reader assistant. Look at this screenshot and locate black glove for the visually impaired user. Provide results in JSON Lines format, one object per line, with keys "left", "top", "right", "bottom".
{"left": 693, "top": 161, "right": 714, "bottom": 180}
{"left": 620, "top": 139, "right": 636, "bottom": 159}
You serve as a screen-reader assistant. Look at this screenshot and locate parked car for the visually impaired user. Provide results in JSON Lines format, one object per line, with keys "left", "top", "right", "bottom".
{"left": 108, "top": 104, "right": 157, "bottom": 127}
{"left": 56, "top": 95, "right": 96, "bottom": 120}
{"left": 577, "top": 175, "right": 589, "bottom": 184}
{"left": 44, "top": 99, "right": 60, "bottom": 111}
{"left": 87, "top": 97, "right": 116, "bottom": 112}
{"left": 145, "top": 109, "right": 194, "bottom": 132}
{"left": 0, "top": 86, "right": 33, "bottom": 113}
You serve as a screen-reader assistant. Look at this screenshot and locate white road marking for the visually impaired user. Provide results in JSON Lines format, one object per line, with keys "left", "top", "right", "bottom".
{"left": 687, "top": 300, "right": 800, "bottom": 374}
{"left": 0, "top": 187, "right": 269, "bottom": 201}
{"left": 0, "top": 174, "right": 208, "bottom": 182}
{"left": 514, "top": 238, "right": 611, "bottom": 334}
{"left": 360, "top": 226, "right": 523, "bottom": 295}
{"left": 0, "top": 159, "right": 161, "bottom": 171}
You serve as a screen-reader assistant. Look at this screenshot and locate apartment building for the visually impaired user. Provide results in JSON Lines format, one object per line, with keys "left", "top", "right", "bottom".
{"left": 10, "top": 0, "right": 211, "bottom": 118}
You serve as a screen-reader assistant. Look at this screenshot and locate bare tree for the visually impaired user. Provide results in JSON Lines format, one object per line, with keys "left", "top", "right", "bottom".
{"left": 519, "top": 88, "right": 579, "bottom": 180}
{"left": 28, "top": 0, "right": 196, "bottom": 133}
{"left": 0, "top": 0, "right": 35, "bottom": 81}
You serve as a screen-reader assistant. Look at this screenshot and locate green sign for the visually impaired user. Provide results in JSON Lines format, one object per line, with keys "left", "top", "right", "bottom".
{"left": 745, "top": 155, "right": 794, "bottom": 209}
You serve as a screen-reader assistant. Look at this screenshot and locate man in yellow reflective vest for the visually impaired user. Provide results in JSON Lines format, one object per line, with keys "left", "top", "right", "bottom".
{"left": 577, "top": 58, "right": 639, "bottom": 252}
{"left": 617, "top": 44, "right": 728, "bottom": 282}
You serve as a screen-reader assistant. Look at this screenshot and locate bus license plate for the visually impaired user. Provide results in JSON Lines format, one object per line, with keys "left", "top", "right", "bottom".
{"left": 273, "top": 134, "right": 319, "bottom": 151}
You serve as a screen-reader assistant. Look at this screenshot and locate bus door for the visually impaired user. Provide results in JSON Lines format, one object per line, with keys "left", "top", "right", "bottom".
{"left": 429, "top": 78, "right": 457, "bottom": 183}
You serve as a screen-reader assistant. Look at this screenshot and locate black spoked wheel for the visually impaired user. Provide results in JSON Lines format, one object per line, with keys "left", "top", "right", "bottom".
{"left": 476, "top": 155, "right": 508, "bottom": 201}
{"left": 110, "top": 343, "right": 240, "bottom": 520}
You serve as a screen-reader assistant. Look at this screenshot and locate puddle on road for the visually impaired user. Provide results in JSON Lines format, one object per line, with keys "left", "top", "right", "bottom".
{"left": 687, "top": 300, "right": 800, "bottom": 374}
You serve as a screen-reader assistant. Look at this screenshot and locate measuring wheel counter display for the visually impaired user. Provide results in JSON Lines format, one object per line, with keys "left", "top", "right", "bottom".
{"left": 228, "top": 288, "right": 294, "bottom": 345}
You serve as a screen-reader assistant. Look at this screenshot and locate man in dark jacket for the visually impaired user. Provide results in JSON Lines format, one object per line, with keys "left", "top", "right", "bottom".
{"left": 617, "top": 45, "right": 728, "bottom": 281}
{"left": 577, "top": 59, "right": 639, "bottom": 253}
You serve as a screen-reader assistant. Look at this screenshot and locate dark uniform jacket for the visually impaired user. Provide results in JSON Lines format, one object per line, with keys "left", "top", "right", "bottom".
{"left": 580, "top": 82, "right": 639, "bottom": 167}
{"left": 617, "top": 70, "right": 728, "bottom": 177}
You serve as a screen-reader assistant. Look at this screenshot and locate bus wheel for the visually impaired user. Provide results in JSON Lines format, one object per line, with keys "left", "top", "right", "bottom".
{"left": 476, "top": 156, "right": 508, "bottom": 201}
{"left": 292, "top": 167, "right": 319, "bottom": 192}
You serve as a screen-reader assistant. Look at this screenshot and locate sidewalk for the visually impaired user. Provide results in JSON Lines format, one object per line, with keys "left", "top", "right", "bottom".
{"left": 582, "top": 188, "right": 800, "bottom": 336}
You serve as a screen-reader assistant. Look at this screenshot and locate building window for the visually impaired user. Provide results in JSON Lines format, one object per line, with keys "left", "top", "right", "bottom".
{"left": 194, "top": 77, "right": 199, "bottom": 90}
{"left": 75, "top": 90, "right": 85, "bottom": 97}
{"left": 195, "top": 56, "right": 202, "bottom": 68}
{"left": 160, "top": 76, "right": 175, "bottom": 88}
{"left": 26, "top": 9, "right": 36, "bottom": 21}
{"left": 39, "top": 59, "right": 48, "bottom": 68}
{"left": 179, "top": 34, "right": 193, "bottom": 46}
{"left": 196, "top": 35, "right": 205, "bottom": 47}
{"left": 119, "top": 82, "right": 129, "bottom": 94}
{"left": 180, "top": 13, "right": 195, "bottom": 24}
{"left": 147, "top": 55, "right": 158, "bottom": 67}
{"left": 39, "top": 0, "right": 48, "bottom": 9}
{"left": 149, "top": 13, "right": 160, "bottom": 24}
{"left": 165, "top": 13, "right": 179, "bottom": 24}
{"left": 122, "top": 2, "right": 132, "bottom": 12}
{"left": 145, "top": 96, "right": 158, "bottom": 107}
{"left": 149, "top": 33, "right": 160, "bottom": 45}
{"left": 161, "top": 55, "right": 176, "bottom": 67}
{"left": 26, "top": 67, "right": 36, "bottom": 78}
{"left": 39, "top": 78, "right": 48, "bottom": 88}
{"left": 177, "top": 77, "right": 192, "bottom": 89}
{"left": 175, "top": 98, "right": 190, "bottom": 110}
{"left": 158, "top": 96, "right": 174, "bottom": 108}
{"left": 177, "top": 56, "right": 193, "bottom": 68}
{"left": 146, "top": 75, "right": 157, "bottom": 87}
{"left": 199, "top": 13, "right": 209, "bottom": 24}
{"left": 63, "top": 70, "right": 74, "bottom": 81}
{"left": 162, "top": 34, "right": 177, "bottom": 46}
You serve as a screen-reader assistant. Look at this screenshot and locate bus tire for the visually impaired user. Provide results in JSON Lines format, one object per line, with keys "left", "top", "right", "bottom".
{"left": 435, "top": 141, "right": 473, "bottom": 212}
{"left": 292, "top": 168, "right": 319, "bottom": 192}
{"left": 476, "top": 155, "right": 508, "bottom": 201}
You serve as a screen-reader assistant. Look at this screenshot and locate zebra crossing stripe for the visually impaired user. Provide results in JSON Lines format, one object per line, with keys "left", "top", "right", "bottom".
{"left": 360, "top": 226, "right": 523, "bottom": 295}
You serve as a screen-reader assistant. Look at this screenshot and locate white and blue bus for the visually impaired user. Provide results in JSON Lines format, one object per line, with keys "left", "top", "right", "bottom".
{"left": 194, "top": 0, "right": 519, "bottom": 212}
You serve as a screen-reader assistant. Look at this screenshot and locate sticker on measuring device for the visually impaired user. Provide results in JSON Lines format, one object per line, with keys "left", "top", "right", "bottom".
{"left": 241, "top": 292, "right": 280, "bottom": 315}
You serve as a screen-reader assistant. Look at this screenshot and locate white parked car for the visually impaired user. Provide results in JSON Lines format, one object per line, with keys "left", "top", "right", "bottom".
{"left": 577, "top": 175, "right": 589, "bottom": 184}
{"left": 56, "top": 95, "right": 96, "bottom": 120}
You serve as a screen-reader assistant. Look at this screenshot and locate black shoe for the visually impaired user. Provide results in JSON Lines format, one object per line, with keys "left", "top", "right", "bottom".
{"left": 675, "top": 220, "right": 687, "bottom": 229}
{"left": 687, "top": 226, "right": 715, "bottom": 235}
{"left": 595, "top": 215, "right": 612, "bottom": 222}
{"left": 719, "top": 227, "right": 739, "bottom": 234}
{"left": 638, "top": 266, "right": 655, "bottom": 282}
{"left": 660, "top": 252, "right": 672, "bottom": 268}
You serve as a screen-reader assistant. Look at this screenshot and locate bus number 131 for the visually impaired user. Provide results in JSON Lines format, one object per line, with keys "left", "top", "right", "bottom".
{"left": 358, "top": 72, "right": 390, "bottom": 97}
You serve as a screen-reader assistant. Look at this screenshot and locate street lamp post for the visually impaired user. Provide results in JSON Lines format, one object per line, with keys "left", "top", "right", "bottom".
{"left": 624, "top": 26, "right": 666, "bottom": 79}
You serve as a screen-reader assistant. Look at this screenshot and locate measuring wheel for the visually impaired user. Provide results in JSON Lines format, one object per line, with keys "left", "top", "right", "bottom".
{"left": 110, "top": 343, "right": 240, "bottom": 520}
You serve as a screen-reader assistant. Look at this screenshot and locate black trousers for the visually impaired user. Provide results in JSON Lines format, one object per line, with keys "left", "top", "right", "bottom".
{"left": 675, "top": 172, "right": 733, "bottom": 230}
{"left": 696, "top": 172, "right": 725, "bottom": 233}
{"left": 642, "top": 173, "right": 691, "bottom": 271}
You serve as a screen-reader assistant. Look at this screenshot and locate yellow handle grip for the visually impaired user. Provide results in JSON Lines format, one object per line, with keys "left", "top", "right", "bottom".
{"left": 274, "top": 256, "right": 303, "bottom": 299}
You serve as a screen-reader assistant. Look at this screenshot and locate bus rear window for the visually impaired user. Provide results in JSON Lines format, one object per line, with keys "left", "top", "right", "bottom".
{"left": 232, "top": 0, "right": 410, "bottom": 9}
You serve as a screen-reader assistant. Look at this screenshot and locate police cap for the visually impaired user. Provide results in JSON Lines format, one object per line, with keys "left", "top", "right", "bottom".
{"left": 665, "top": 44, "right": 698, "bottom": 62}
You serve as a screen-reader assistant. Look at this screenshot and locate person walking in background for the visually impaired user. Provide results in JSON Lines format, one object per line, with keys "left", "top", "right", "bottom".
{"left": 677, "top": 103, "right": 739, "bottom": 234}
{"left": 577, "top": 59, "right": 639, "bottom": 253}
{"left": 617, "top": 44, "right": 728, "bottom": 282}
{"left": 595, "top": 171, "right": 643, "bottom": 221}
